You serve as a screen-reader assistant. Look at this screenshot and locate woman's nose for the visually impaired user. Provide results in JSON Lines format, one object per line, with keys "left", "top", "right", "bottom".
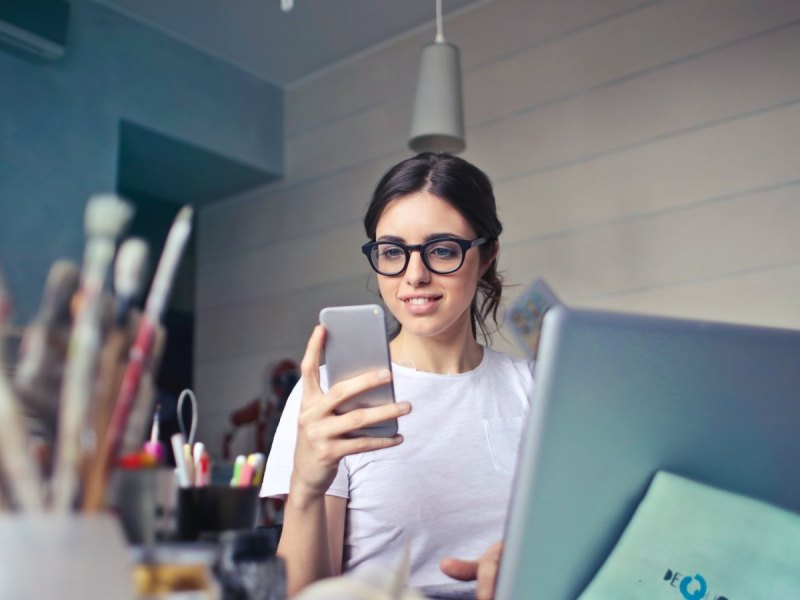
{"left": 404, "top": 250, "right": 431, "bottom": 286}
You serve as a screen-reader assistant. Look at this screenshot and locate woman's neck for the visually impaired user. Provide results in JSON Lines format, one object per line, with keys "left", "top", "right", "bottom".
{"left": 390, "top": 328, "right": 484, "bottom": 374}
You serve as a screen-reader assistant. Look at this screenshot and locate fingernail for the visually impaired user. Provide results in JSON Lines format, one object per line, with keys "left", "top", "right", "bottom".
{"left": 399, "top": 402, "right": 412, "bottom": 413}
{"left": 378, "top": 368, "right": 391, "bottom": 380}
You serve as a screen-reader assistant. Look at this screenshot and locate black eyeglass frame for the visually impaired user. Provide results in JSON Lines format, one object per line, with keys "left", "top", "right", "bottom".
{"left": 361, "top": 237, "right": 489, "bottom": 276}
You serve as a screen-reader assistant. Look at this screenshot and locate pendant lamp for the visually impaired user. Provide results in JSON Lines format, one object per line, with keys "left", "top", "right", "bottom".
{"left": 408, "top": 0, "right": 465, "bottom": 154}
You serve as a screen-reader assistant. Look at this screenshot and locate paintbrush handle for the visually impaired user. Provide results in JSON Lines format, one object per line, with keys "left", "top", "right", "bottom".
{"left": 0, "top": 274, "right": 43, "bottom": 510}
{"left": 80, "top": 327, "right": 131, "bottom": 512}
{"left": 108, "top": 322, "right": 154, "bottom": 456}
{"left": 51, "top": 314, "right": 105, "bottom": 512}
{"left": 121, "top": 325, "right": 165, "bottom": 455}
{"left": 82, "top": 320, "right": 155, "bottom": 513}
{"left": 0, "top": 371, "right": 44, "bottom": 511}
{"left": 51, "top": 237, "right": 116, "bottom": 512}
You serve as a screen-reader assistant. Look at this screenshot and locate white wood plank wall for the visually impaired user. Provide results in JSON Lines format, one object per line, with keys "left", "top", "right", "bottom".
{"left": 195, "top": 0, "right": 800, "bottom": 454}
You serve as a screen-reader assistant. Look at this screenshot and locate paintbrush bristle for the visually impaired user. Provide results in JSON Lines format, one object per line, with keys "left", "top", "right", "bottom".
{"left": 175, "top": 205, "right": 193, "bottom": 226}
{"left": 41, "top": 260, "right": 80, "bottom": 325}
{"left": 84, "top": 194, "right": 133, "bottom": 239}
{"left": 114, "top": 238, "right": 149, "bottom": 299}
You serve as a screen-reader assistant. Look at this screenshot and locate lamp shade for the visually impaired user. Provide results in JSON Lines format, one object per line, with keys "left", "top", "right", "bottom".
{"left": 409, "top": 41, "right": 465, "bottom": 154}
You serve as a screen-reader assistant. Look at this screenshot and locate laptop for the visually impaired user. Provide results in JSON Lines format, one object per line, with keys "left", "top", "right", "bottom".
{"left": 496, "top": 306, "right": 800, "bottom": 599}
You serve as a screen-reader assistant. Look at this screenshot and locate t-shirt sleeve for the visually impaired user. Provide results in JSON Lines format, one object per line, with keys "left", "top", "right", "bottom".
{"left": 260, "top": 368, "right": 350, "bottom": 499}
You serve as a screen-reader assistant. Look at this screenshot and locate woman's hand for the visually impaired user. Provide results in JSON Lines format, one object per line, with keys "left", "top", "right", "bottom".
{"left": 290, "top": 325, "right": 411, "bottom": 502}
{"left": 440, "top": 541, "right": 504, "bottom": 600}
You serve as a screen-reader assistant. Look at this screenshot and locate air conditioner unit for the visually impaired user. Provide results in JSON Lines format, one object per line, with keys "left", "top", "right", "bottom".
{"left": 0, "top": 0, "right": 70, "bottom": 61}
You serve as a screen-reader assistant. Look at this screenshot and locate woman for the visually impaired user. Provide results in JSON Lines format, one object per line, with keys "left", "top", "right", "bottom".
{"left": 261, "top": 153, "right": 534, "bottom": 599}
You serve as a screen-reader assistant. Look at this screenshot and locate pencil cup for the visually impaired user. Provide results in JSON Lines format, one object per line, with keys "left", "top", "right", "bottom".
{"left": 108, "top": 467, "right": 178, "bottom": 544}
{"left": 177, "top": 485, "right": 260, "bottom": 541}
{"left": 0, "top": 514, "right": 135, "bottom": 599}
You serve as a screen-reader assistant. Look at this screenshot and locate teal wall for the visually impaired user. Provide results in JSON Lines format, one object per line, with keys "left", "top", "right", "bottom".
{"left": 0, "top": 0, "right": 283, "bottom": 323}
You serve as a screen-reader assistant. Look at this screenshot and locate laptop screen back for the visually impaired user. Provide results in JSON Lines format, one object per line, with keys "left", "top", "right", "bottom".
{"left": 497, "top": 306, "right": 800, "bottom": 599}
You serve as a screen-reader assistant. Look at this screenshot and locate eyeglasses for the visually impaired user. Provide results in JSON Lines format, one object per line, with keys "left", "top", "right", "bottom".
{"left": 361, "top": 237, "right": 488, "bottom": 276}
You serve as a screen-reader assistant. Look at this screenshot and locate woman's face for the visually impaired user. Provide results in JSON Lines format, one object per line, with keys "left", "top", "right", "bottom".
{"left": 374, "top": 190, "right": 489, "bottom": 342}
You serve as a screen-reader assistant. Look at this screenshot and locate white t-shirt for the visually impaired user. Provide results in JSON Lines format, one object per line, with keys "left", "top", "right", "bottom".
{"left": 261, "top": 347, "right": 534, "bottom": 597}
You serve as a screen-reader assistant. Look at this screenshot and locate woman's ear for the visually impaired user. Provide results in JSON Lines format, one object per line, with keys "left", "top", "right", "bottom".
{"left": 480, "top": 240, "right": 499, "bottom": 276}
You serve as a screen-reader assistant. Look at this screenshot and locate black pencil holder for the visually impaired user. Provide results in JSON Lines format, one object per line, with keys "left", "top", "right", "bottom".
{"left": 176, "top": 486, "right": 260, "bottom": 542}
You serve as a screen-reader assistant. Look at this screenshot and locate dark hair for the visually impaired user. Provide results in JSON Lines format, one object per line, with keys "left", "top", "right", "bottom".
{"left": 363, "top": 152, "right": 503, "bottom": 341}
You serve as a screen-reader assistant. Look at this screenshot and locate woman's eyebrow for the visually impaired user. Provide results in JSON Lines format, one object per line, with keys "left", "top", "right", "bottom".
{"left": 425, "top": 232, "right": 462, "bottom": 241}
{"left": 376, "top": 232, "right": 467, "bottom": 243}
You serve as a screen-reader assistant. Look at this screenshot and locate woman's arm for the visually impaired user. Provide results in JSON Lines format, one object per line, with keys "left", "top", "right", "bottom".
{"left": 277, "top": 325, "right": 410, "bottom": 596}
{"left": 278, "top": 492, "right": 347, "bottom": 596}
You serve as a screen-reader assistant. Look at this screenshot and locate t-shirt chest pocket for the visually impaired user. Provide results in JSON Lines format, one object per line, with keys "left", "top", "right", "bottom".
{"left": 482, "top": 417, "right": 525, "bottom": 476}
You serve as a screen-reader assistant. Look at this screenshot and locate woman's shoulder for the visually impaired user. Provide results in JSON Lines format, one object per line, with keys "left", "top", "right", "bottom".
{"left": 483, "top": 346, "right": 533, "bottom": 370}
{"left": 482, "top": 347, "right": 534, "bottom": 382}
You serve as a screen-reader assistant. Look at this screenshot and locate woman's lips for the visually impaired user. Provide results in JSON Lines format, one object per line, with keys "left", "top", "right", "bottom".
{"left": 400, "top": 295, "right": 442, "bottom": 315}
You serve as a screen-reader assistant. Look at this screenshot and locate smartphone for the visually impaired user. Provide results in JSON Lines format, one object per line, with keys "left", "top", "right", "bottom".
{"left": 319, "top": 304, "right": 398, "bottom": 438}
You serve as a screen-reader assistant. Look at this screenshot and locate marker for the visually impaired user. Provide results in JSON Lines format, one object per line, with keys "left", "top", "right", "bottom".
{"left": 248, "top": 453, "right": 267, "bottom": 487}
{"left": 193, "top": 442, "right": 209, "bottom": 487}
{"left": 142, "top": 405, "right": 164, "bottom": 464}
{"left": 238, "top": 458, "right": 254, "bottom": 487}
{"left": 197, "top": 451, "right": 210, "bottom": 488}
{"left": 230, "top": 455, "right": 246, "bottom": 487}
{"left": 183, "top": 443, "right": 195, "bottom": 487}
{"left": 170, "top": 433, "right": 191, "bottom": 488}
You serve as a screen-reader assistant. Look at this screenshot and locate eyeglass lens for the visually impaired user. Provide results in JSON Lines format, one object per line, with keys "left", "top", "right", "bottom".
{"left": 370, "top": 240, "right": 466, "bottom": 275}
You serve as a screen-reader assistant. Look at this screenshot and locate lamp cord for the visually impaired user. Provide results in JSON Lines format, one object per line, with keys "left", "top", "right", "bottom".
{"left": 177, "top": 388, "right": 198, "bottom": 445}
{"left": 435, "top": 0, "right": 445, "bottom": 43}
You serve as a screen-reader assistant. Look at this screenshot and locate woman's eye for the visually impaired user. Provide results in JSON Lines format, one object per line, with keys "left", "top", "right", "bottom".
{"left": 428, "top": 244, "right": 459, "bottom": 259}
{"left": 380, "top": 247, "right": 405, "bottom": 260}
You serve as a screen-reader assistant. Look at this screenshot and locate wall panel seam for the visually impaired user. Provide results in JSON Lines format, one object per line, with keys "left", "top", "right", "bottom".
{"left": 504, "top": 177, "right": 800, "bottom": 249}
{"left": 578, "top": 259, "right": 800, "bottom": 302}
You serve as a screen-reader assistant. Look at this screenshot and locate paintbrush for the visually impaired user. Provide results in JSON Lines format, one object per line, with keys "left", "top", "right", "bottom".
{"left": 14, "top": 260, "right": 80, "bottom": 448}
{"left": 51, "top": 194, "right": 133, "bottom": 512}
{"left": 81, "top": 238, "right": 149, "bottom": 512}
{"left": 111, "top": 238, "right": 149, "bottom": 328}
{"left": 0, "top": 266, "right": 45, "bottom": 510}
{"left": 120, "top": 206, "right": 193, "bottom": 455}
{"left": 93, "top": 206, "right": 193, "bottom": 503}
{"left": 96, "top": 239, "right": 149, "bottom": 435}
